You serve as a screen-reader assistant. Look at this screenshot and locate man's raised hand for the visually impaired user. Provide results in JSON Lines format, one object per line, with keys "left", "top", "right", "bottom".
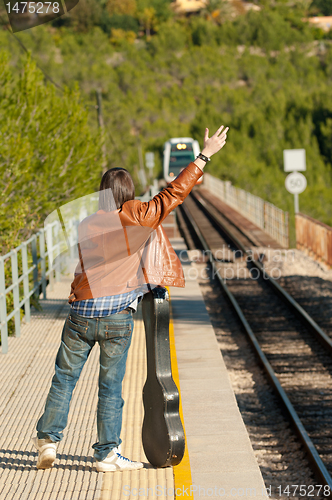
{"left": 202, "top": 125, "right": 229, "bottom": 158}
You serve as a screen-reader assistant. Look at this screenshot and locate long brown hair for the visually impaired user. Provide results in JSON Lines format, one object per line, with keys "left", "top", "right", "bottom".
{"left": 99, "top": 168, "right": 135, "bottom": 211}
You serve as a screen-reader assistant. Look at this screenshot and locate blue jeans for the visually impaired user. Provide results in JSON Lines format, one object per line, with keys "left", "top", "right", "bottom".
{"left": 36, "top": 309, "right": 134, "bottom": 461}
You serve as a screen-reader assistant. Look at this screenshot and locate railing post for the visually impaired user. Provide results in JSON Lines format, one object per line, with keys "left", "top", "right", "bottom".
{"left": 141, "top": 287, "right": 185, "bottom": 467}
{"left": 39, "top": 230, "right": 47, "bottom": 299}
{"left": 0, "top": 257, "right": 8, "bottom": 354}
{"left": 22, "top": 243, "right": 31, "bottom": 324}
{"left": 54, "top": 223, "right": 61, "bottom": 283}
{"left": 11, "top": 250, "right": 21, "bottom": 338}
{"left": 264, "top": 202, "right": 267, "bottom": 234}
{"left": 31, "top": 236, "right": 39, "bottom": 299}
{"left": 46, "top": 224, "right": 54, "bottom": 291}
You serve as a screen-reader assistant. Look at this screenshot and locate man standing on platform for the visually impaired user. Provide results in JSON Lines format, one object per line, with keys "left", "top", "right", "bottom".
{"left": 33, "top": 125, "right": 229, "bottom": 471}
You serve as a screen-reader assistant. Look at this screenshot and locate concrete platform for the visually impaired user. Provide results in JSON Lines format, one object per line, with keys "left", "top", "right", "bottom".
{"left": 0, "top": 237, "right": 266, "bottom": 500}
{"left": 0, "top": 279, "right": 172, "bottom": 500}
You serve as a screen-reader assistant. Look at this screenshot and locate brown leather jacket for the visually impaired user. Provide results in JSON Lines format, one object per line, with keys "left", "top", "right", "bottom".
{"left": 69, "top": 162, "right": 203, "bottom": 302}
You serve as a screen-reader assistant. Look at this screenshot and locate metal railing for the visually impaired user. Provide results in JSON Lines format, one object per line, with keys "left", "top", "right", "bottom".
{"left": 296, "top": 213, "right": 332, "bottom": 267}
{"left": 203, "top": 173, "right": 289, "bottom": 248}
{"left": 0, "top": 221, "right": 63, "bottom": 354}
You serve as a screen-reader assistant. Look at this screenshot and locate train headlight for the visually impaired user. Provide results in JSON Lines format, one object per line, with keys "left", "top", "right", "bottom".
{"left": 176, "top": 143, "right": 187, "bottom": 150}
{"left": 169, "top": 172, "right": 174, "bottom": 177}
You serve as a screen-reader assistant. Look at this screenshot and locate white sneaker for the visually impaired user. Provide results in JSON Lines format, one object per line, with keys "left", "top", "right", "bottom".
{"left": 32, "top": 437, "right": 57, "bottom": 469}
{"left": 95, "top": 445, "right": 143, "bottom": 472}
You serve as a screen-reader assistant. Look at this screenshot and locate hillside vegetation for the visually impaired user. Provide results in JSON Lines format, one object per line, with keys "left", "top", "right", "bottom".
{"left": 0, "top": 0, "right": 332, "bottom": 250}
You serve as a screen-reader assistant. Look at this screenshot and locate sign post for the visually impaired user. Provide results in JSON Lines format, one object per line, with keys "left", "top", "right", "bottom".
{"left": 283, "top": 149, "right": 307, "bottom": 213}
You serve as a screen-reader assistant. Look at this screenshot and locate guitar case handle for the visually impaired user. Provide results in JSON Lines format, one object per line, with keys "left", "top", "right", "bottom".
{"left": 142, "top": 287, "right": 185, "bottom": 467}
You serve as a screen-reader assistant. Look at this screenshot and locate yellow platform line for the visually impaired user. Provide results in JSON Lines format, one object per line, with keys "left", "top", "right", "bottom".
{"left": 168, "top": 289, "right": 194, "bottom": 500}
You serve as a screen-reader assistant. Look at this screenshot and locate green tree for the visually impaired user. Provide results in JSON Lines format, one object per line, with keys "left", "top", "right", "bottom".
{"left": 310, "top": 0, "right": 332, "bottom": 15}
{"left": 0, "top": 53, "right": 103, "bottom": 253}
{"left": 107, "top": 0, "right": 137, "bottom": 16}
{"left": 1, "top": 1, "right": 332, "bottom": 242}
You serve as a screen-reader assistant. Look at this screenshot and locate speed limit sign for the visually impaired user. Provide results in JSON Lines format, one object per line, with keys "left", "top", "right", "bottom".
{"left": 285, "top": 171, "right": 307, "bottom": 194}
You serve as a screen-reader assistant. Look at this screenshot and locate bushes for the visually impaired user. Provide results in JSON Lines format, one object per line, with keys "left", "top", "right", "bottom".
{"left": 219, "top": 8, "right": 314, "bottom": 50}
{"left": 1, "top": 1, "right": 332, "bottom": 248}
{"left": 102, "top": 14, "right": 139, "bottom": 35}
{"left": 310, "top": 0, "right": 332, "bottom": 16}
{"left": 190, "top": 17, "right": 219, "bottom": 47}
{"left": 147, "top": 20, "right": 188, "bottom": 52}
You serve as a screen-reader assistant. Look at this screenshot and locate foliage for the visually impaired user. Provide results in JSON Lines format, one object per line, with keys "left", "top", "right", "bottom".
{"left": 137, "top": 0, "right": 173, "bottom": 22}
{"left": 107, "top": 0, "right": 137, "bottom": 16}
{"left": 101, "top": 14, "right": 139, "bottom": 35}
{"left": 48, "top": 0, "right": 172, "bottom": 33}
{"left": 309, "top": 0, "right": 332, "bottom": 16}
{"left": 0, "top": 53, "right": 103, "bottom": 254}
{"left": 110, "top": 28, "right": 137, "bottom": 44}
{"left": 0, "top": 1, "right": 332, "bottom": 251}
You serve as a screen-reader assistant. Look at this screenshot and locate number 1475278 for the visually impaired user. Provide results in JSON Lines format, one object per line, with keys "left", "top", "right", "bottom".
{"left": 6, "top": 2, "right": 60, "bottom": 14}
{"left": 276, "top": 485, "right": 331, "bottom": 496}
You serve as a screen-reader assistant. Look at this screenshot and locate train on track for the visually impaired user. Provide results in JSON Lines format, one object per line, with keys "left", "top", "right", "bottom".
{"left": 163, "top": 137, "right": 202, "bottom": 185}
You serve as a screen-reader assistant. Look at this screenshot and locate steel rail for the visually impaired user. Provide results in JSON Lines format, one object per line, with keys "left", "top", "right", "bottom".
{"left": 191, "top": 190, "right": 332, "bottom": 355}
{"left": 180, "top": 199, "right": 332, "bottom": 490}
{"left": 193, "top": 190, "right": 258, "bottom": 249}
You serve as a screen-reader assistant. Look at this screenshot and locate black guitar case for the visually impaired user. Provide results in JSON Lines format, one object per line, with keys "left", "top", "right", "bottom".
{"left": 141, "top": 287, "right": 185, "bottom": 467}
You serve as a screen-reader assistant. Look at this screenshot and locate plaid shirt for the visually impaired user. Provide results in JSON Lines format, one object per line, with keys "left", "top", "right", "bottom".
{"left": 70, "top": 290, "right": 146, "bottom": 318}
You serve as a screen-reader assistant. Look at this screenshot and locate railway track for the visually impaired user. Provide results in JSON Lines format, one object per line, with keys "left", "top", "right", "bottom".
{"left": 178, "top": 190, "right": 332, "bottom": 494}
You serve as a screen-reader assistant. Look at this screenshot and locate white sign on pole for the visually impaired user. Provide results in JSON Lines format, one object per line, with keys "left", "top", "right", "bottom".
{"left": 145, "top": 152, "right": 155, "bottom": 169}
{"left": 285, "top": 171, "right": 307, "bottom": 213}
{"left": 283, "top": 149, "right": 306, "bottom": 172}
{"left": 285, "top": 171, "right": 307, "bottom": 194}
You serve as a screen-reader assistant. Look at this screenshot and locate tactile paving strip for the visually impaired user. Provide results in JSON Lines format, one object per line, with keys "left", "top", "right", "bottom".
{"left": 0, "top": 277, "right": 173, "bottom": 500}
